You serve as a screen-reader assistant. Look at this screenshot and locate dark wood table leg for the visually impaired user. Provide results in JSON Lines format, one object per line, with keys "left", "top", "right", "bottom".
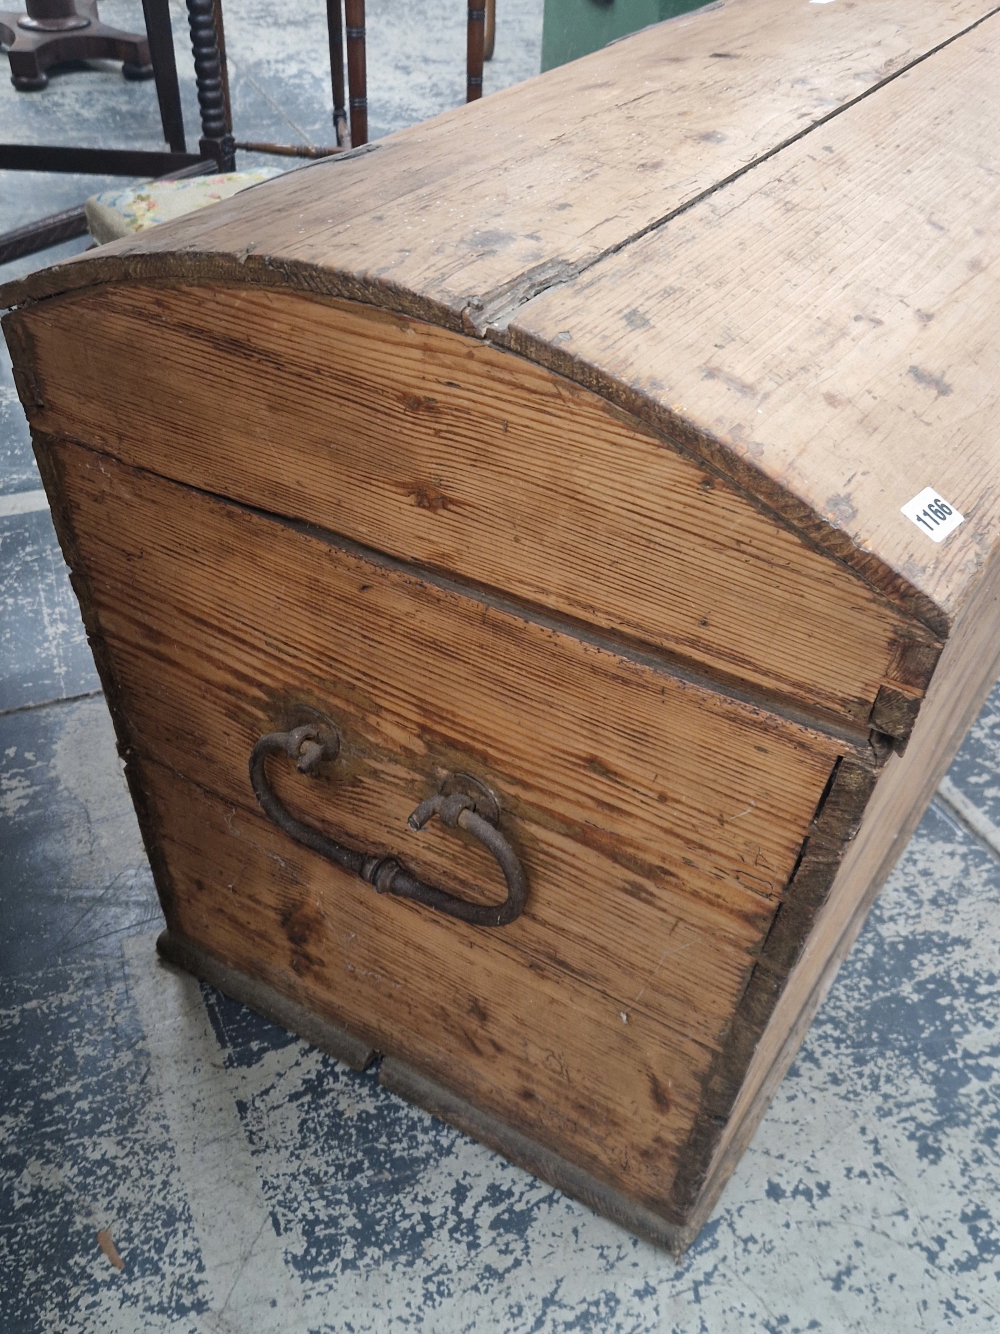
{"left": 326, "top": 0, "right": 347, "bottom": 147}
{"left": 467, "top": 0, "right": 484, "bottom": 101}
{"left": 141, "top": 0, "right": 186, "bottom": 152}
{"left": 1, "top": 0, "right": 154, "bottom": 91}
{"left": 344, "top": 0, "right": 366, "bottom": 147}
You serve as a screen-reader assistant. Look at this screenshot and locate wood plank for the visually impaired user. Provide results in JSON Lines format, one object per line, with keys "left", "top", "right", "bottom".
{"left": 2, "top": 0, "right": 995, "bottom": 331}
{"left": 12, "top": 283, "right": 934, "bottom": 729}
{"left": 144, "top": 759, "right": 711, "bottom": 1221}
{"left": 507, "top": 20, "right": 1000, "bottom": 634}
{"left": 44, "top": 435, "right": 851, "bottom": 1058}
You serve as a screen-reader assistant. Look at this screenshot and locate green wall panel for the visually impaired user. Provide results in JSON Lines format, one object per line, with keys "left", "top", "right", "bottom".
{"left": 542, "top": 0, "right": 710, "bottom": 72}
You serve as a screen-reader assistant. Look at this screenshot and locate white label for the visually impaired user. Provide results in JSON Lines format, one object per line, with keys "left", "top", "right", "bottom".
{"left": 901, "top": 487, "right": 964, "bottom": 543}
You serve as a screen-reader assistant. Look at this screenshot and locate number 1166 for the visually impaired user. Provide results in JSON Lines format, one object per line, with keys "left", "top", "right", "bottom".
{"left": 914, "top": 498, "right": 953, "bottom": 532}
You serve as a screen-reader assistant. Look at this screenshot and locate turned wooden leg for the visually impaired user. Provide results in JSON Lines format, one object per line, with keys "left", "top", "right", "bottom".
{"left": 185, "top": 0, "right": 234, "bottom": 169}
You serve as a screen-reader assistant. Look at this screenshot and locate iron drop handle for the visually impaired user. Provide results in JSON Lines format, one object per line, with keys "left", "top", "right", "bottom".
{"left": 249, "top": 723, "right": 527, "bottom": 928}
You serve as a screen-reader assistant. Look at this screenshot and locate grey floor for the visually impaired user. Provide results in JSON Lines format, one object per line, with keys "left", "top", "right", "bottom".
{"left": 3, "top": 5, "right": 1000, "bottom": 1331}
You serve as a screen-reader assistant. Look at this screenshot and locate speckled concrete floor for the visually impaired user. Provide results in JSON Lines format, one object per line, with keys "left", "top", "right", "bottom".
{"left": 3, "top": 6, "right": 1000, "bottom": 1331}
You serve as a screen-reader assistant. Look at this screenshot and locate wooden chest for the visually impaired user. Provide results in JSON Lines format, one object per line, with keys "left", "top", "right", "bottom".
{"left": 5, "top": 0, "right": 1000, "bottom": 1255}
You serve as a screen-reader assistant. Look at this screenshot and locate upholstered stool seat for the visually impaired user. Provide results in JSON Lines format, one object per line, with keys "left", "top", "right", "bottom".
{"left": 85, "top": 168, "right": 284, "bottom": 243}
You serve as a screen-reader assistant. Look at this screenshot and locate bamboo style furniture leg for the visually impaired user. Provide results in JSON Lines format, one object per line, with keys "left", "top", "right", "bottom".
{"left": 344, "top": 0, "right": 366, "bottom": 147}
{"left": 467, "top": 0, "right": 484, "bottom": 100}
{"left": 332, "top": 0, "right": 487, "bottom": 148}
{"left": 214, "top": 0, "right": 340, "bottom": 161}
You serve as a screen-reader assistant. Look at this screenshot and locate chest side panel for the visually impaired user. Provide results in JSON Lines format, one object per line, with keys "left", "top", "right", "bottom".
{"left": 42, "top": 436, "right": 854, "bottom": 1213}
{"left": 143, "top": 762, "right": 711, "bottom": 1223}
{"left": 14, "top": 285, "right": 933, "bottom": 730}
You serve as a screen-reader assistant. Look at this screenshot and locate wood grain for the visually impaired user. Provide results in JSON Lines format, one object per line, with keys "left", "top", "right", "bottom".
{"left": 145, "top": 758, "right": 710, "bottom": 1220}
{"left": 3, "top": 2, "right": 997, "bottom": 666}
{"left": 157, "top": 930, "right": 377, "bottom": 1071}
{"left": 46, "top": 435, "right": 852, "bottom": 1056}
{"left": 7, "top": 0, "right": 1000, "bottom": 1246}
{"left": 12, "top": 283, "right": 934, "bottom": 731}
{"left": 3, "top": 0, "right": 995, "bottom": 330}
{"left": 508, "top": 21, "right": 1000, "bottom": 633}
